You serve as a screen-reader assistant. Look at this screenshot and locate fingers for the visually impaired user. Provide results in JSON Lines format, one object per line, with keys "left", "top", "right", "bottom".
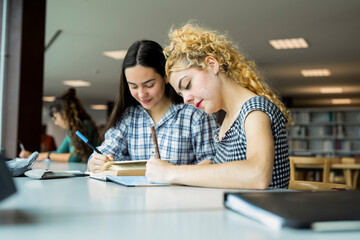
{"left": 107, "top": 154, "right": 115, "bottom": 162}
{"left": 89, "top": 153, "right": 114, "bottom": 173}
{"left": 19, "top": 150, "right": 31, "bottom": 158}
{"left": 91, "top": 164, "right": 103, "bottom": 173}
{"left": 197, "top": 160, "right": 213, "bottom": 165}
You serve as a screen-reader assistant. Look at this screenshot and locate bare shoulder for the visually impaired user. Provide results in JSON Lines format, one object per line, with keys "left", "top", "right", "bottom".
{"left": 245, "top": 110, "right": 271, "bottom": 126}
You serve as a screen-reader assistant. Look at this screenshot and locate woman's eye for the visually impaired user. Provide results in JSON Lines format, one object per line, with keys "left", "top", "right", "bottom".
{"left": 145, "top": 84, "right": 155, "bottom": 88}
{"left": 185, "top": 81, "right": 191, "bottom": 90}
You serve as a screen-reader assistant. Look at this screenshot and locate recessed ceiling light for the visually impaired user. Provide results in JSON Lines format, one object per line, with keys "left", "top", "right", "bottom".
{"left": 331, "top": 98, "right": 352, "bottom": 104}
{"left": 63, "top": 80, "right": 91, "bottom": 87}
{"left": 268, "top": 38, "right": 308, "bottom": 49}
{"left": 43, "top": 96, "right": 56, "bottom": 102}
{"left": 103, "top": 50, "right": 127, "bottom": 60}
{"left": 301, "top": 69, "right": 331, "bottom": 77}
{"left": 91, "top": 104, "right": 108, "bottom": 110}
{"left": 320, "top": 87, "right": 343, "bottom": 94}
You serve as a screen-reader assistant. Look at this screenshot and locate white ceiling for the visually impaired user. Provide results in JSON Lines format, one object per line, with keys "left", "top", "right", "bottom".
{"left": 44, "top": 0, "right": 360, "bottom": 113}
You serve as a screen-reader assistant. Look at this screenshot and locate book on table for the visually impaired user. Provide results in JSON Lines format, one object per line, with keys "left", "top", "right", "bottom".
{"left": 89, "top": 160, "right": 174, "bottom": 187}
{"left": 224, "top": 191, "right": 360, "bottom": 231}
{"left": 92, "top": 159, "right": 173, "bottom": 177}
{"left": 99, "top": 160, "right": 147, "bottom": 176}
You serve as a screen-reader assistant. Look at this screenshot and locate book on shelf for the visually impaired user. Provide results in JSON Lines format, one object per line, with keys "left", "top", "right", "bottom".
{"left": 293, "top": 112, "right": 310, "bottom": 123}
{"left": 224, "top": 191, "right": 360, "bottom": 231}
{"left": 322, "top": 140, "right": 333, "bottom": 151}
{"left": 335, "top": 112, "right": 344, "bottom": 122}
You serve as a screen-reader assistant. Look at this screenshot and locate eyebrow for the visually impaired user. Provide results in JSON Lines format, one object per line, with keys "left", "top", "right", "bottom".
{"left": 178, "top": 75, "right": 188, "bottom": 90}
{"left": 127, "top": 79, "right": 155, "bottom": 85}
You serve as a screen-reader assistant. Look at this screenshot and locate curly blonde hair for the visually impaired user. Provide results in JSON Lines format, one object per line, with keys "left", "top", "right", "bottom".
{"left": 164, "top": 23, "right": 293, "bottom": 126}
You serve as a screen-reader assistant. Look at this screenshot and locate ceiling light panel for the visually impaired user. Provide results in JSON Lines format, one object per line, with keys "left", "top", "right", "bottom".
{"left": 103, "top": 50, "right": 127, "bottom": 60}
{"left": 331, "top": 98, "right": 352, "bottom": 104}
{"left": 268, "top": 38, "right": 308, "bottom": 49}
{"left": 63, "top": 80, "right": 91, "bottom": 87}
{"left": 301, "top": 69, "right": 331, "bottom": 77}
{"left": 320, "top": 87, "right": 343, "bottom": 94}
{"left": 91, "top": 104, "right": 108, "bottom": 110}
{"left": 42, "top": 96, "right": 56, "bottom": 102}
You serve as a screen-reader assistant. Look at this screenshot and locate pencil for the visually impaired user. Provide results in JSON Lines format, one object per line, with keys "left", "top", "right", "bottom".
{"left": 19, "top": 141, "right": 25, "bottom": 151}
{"left": 150, "top": 126, "right": 161, "bottom": 158}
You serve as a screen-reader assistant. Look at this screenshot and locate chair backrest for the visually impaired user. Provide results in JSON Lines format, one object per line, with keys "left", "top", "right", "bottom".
{"left": 341, "top": 157, "right": 357, "bottom": 164}
{"left": 289, "top": 156, "right": 331, "bottom": 182}
{"left": 289, "top": 180, "right": 351, "bottom": 191}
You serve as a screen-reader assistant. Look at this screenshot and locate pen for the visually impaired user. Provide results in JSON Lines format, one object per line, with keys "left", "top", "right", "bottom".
{"left": 150, "top": 126, "right": 161, "bottom": 158}
{"left": 75, "top": 131, "right": 102, "bottom": 154}
{"left": 19, "top": 141, "right": 25, "bottom": 151}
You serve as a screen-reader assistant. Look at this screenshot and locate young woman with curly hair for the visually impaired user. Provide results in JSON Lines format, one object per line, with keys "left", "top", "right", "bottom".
{"left": 146, "top": 23, "right": 294, "bottom": 189}
{"left": 19, "top": 88, "right": 99, "bottom": 163}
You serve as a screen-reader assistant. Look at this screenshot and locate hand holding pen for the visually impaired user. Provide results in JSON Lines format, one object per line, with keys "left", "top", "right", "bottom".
{"left": 18, "top": 141, "right": 32, "bottom": 158}
{"left": 150, "top": 126, "right": 161, "bottom": 158}
{"left": 75, "top": 131, "right": 113, "bottom": 173}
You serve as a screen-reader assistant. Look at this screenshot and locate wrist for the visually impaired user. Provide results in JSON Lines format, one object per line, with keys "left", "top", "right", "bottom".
{"left": 166, "top": 164, "right": 177, "bottom": 183}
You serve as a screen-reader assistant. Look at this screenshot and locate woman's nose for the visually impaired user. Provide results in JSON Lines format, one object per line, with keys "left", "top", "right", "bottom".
{"left": 183, "top": 93, "right": 194, "bottom": 104}
{"left": 138, "top": 87, "right": 147, "bottom": 98}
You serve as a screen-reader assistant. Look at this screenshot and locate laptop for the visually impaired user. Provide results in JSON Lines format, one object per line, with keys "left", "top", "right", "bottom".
{"left": 0, "top": 155, "right": 17, "bottom": 203}
{"left": 224, "top": 191, "right": 360, "bottom": 231}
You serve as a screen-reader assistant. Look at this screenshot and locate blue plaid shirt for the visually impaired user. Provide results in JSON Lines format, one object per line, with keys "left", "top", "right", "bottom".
{"left": 96, "top": 103, "right": 218, "bottom": 165}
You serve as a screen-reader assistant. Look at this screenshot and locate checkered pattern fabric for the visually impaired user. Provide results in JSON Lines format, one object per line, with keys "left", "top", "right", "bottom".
{"left": 97, "top": 103, "right": 218, "bottom": 165}
{"left": 213, "top": 96, "right": 290, "bottom": 188}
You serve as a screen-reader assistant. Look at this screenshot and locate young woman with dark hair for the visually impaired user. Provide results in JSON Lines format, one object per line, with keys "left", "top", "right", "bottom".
{"left": 88, "top": 40, "right": 218, "bottom": 173}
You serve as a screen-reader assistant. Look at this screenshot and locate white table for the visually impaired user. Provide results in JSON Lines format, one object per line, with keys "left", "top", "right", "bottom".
{"left": 0, "top": 160, "right": 359, "bottom": 240}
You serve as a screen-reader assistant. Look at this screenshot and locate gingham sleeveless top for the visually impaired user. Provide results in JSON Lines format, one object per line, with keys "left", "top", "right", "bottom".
{"left": 213, "top": 96, "right": 290, "bottom": 188}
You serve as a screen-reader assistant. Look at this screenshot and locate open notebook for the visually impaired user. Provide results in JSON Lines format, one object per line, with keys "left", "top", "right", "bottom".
{"left": 90, "top": 175, "right": 171, "bottom": 187}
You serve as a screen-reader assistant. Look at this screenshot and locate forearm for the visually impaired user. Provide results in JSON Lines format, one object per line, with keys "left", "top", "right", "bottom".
{"left": 169, "top": 160, "right": 272, "bottom": 189}
{"left": 48, "top": 153, "right": 71, "bottom": 162}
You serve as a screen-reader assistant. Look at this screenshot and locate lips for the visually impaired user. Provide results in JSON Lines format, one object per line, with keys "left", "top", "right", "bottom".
{"left": 195, "top": 100, "right": 203, "bottom": 108}
{"left": 141, "top": 99, "right": 152, "bottom": 104}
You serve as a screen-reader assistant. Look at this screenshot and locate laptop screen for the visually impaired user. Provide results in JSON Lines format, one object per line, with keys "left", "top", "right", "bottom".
{"left": 0, "top": 155, "right": 16, "bottom": 202}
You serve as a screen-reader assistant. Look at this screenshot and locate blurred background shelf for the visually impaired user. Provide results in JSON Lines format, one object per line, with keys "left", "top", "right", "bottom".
{"left": 288, "top": 108, "right": 360, "bottom": 158}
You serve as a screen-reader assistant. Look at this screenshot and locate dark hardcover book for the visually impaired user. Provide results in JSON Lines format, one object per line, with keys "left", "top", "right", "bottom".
{"left": 0, "top": 155, "right": 17, "bottom": 203}
{"left": 224, "top": 191, "right": 360, "bottom": 231}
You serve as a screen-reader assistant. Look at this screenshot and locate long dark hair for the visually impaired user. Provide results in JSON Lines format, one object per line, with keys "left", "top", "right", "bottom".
{"left": 104, "top": 40, "right": 182, "bottom": 132}
{"left": 49, "top": 88, "right": 98, "bottom": 162}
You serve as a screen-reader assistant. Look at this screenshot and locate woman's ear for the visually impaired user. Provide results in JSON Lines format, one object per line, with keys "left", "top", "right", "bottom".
{"left": 205, "top": 56, "right": 219, "bottom": 75}
{"left": 164, "top": 75, "right": 169, "bottom": 84}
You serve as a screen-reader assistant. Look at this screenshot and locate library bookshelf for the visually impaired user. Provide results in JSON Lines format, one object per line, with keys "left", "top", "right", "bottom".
{"left": 288, "top": 108, "right": 360, "bottom": 158}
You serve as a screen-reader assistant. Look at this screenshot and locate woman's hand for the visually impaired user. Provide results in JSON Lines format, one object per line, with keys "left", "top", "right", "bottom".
{"left": 146, "top": 157, "right": 174, "bottom": 183}
{"left": 88, "top": 153, "right": 114, "bottom": 173}
{"left": 19, "top": 150, "right": 32, "bottom": 158}
{"left": 19, "top": 151, "right": 48, "bottom": 161}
